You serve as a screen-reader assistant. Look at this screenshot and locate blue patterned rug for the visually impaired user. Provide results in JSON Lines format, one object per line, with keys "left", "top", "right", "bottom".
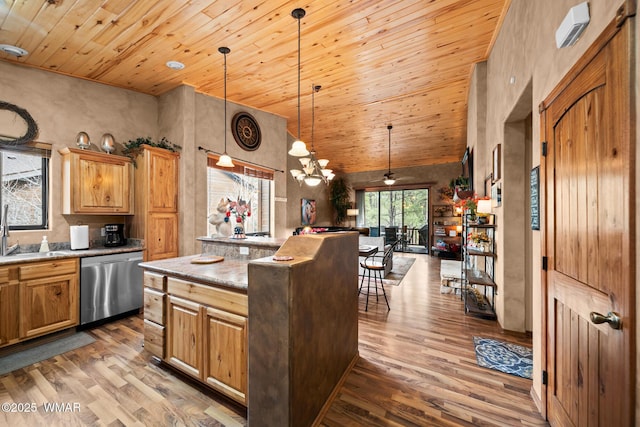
{"left": 473, "top": 336, "right": 533, "bottom": 379}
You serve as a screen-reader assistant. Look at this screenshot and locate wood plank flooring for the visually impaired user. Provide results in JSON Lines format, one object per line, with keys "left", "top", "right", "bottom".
{"left": 0, "top": 254, "right": 548, "bottom": 426}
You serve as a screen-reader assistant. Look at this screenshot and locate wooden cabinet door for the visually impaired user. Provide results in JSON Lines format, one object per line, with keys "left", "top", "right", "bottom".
{"left": 60, "top": 148, "right": 133, "bottom": 215}
{"left": 146, "top": 148, "right": 179, "bottom": 212}
{"left": 147, "top": 213, "right": 178, "bottom": 260}
{"left": 77, "top": 156, "right": 131, "bottom": 213}
{"left": 20, "top": 274, "right": 78, "bottom": 338}
{"left": 203, "top": 306, "right": 247, "bottom": 405}
{"left": 166, "top": 295, "right": 202, "bottom": 379}
{"left": 0, "top": 281, "right": 20, "bottom": 346}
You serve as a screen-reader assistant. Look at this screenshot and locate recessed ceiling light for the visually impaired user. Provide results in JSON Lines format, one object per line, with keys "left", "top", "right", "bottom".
{"left": 0, "top": 44, "right": 28, "bottom": 57}
{"left": 166, "top": 60, "right": 185, "bottom": 70}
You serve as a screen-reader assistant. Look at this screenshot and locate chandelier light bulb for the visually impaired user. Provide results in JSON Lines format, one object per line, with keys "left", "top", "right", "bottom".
{"left": 304, "top": 176, "right": 322, "bottom": 186}
{"left": 288, "top": 140, "right": 309, "bottom": 156}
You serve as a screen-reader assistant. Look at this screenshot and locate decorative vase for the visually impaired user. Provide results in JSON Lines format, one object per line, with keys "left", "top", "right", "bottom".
{"left": 232, "top": 218, "right": 246, "bottom": 239}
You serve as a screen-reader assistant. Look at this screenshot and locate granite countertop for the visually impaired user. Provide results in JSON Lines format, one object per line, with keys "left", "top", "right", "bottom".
{"left": 139, "top": 254, "right": 252, "bottom": 291}
{"left": 0, "top": 244, "right": 144, "bottom": 266}
{"left": 197, "top": 235, "right": 286, "bottom": 248}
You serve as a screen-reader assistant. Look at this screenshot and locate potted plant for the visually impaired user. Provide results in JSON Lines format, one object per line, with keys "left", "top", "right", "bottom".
{"left": 123, "top": 136, "right": 181, "bottom": 166}
{"left": 328, "top": 176, "right": 352, "bottom": 225}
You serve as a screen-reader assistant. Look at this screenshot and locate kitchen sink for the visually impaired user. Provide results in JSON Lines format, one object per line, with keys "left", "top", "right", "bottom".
{"left": 1, "top": 251, "right": 70, "bottom": 260}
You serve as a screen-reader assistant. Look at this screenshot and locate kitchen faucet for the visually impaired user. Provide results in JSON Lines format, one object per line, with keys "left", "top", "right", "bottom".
{"left": 1, "top": 204, "right": 19, "bottom": 256}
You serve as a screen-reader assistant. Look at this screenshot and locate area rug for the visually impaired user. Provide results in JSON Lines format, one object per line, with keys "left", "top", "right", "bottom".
{"left": 473, "top": 336, "right": 533, "bottom": 379}
{"left": 359, "top": 256, "right": 416, "bottom": 286}
{"left": 0, "top": 332, "right": 96, "bottom": 376}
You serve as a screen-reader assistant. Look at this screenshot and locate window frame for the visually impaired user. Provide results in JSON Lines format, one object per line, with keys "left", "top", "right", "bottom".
{"left": 0, "top": 144, "right": 50, "bottom": 231}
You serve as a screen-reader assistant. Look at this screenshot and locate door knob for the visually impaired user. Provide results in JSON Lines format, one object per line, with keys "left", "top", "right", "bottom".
{"left": 589, "top": 311, "right": 621, "bottom": 330}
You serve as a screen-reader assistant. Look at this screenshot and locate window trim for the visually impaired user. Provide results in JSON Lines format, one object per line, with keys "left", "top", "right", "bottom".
{"left": 0, "top": 142, "right": 50, "bottom": 230}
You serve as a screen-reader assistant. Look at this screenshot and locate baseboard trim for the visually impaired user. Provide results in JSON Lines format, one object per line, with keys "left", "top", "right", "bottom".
{"left": 312, "top": 351, "right": 360, "bottom": 427}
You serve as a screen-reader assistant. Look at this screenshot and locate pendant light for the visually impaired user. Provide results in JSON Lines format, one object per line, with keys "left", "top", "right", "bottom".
{"left": 383, "top": 125, "right": 396, "bottom": 186}
{"left": 288, "top": 8, "right": 310, "bottom": 157}
{"left": 216, "top": 46, "right": 235, "bottom": 168}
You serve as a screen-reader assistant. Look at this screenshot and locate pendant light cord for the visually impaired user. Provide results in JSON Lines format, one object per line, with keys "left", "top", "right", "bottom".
{"left": 311, "top": 84, "right": 315, "bottom": 151}
{"left": 223, "top": 51, "right": 228, "bottom": 152}
{"left": 388, "top": 125, "right": 392, "bottom": 173}
{"left": 297, "top": 14, "right": 301, "bottom": 140}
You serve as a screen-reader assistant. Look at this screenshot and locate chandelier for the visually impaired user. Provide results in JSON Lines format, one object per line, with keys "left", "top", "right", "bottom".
{"left": 288, "top": 8, "right": 334, "bottom": 187}
{"left": 290, "top": 84, "right": 334, "bottom": 186}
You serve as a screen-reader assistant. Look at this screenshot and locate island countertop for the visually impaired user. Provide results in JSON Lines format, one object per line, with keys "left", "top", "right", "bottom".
{"left": 139, "top": 254, "right": 252, "bottom": 291}
{"left": 197, "top": 235, "right": 286, "bottom": 248}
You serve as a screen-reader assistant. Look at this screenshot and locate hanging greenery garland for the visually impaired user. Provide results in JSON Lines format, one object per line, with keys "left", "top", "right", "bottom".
{"left": 0, "top": 101, "right": 39, "bottom": 145}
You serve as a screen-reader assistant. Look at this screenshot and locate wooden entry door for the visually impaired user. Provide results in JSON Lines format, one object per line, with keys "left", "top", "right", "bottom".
{"left": 539, "top": 11, "right": 634, "bottom": 427}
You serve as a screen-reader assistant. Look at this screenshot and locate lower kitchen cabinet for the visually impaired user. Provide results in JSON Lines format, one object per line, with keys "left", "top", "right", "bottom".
{"left": 143, "top": 271, "right": 166, "bottom": 358}
{"left": 21, "top": 274, "right": 78, "bottom": 338}
{"left": 160, "top": 276, "right": 248, "bottom": 405}
{"left": 166, "top": 295, "right": 203, "bottom": 379}
{"left": 203, "top": 306, "right": 247, "bottom": 403}
{"left": 0, "top": 281, "right": 19, "bottom": 346}
{"left": 0, "top": 258, "right": 79, "bottom": 349}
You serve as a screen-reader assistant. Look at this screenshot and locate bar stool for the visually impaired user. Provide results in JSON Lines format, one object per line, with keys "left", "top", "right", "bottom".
{"left": 358, "top": 241, "right": 396, "bottom": 311}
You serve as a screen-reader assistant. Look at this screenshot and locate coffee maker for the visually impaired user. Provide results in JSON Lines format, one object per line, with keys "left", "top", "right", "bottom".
{"left": 104, "top": 224, "right": 126, "bottom": 247}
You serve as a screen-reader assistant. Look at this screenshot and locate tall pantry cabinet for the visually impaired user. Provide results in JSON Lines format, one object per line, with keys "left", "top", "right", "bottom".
{"left": 128, "top": 145, "right": 180, "bottom": 261}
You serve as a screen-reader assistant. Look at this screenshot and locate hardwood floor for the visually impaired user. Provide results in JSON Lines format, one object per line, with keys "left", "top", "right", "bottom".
{"left": 0, "top": 254, "right": 548, "bottom": 426}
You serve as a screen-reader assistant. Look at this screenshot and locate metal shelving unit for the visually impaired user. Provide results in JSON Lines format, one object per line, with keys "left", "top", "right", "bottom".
{"left": 461, "top": 213, "right": 497, "bottom": 320}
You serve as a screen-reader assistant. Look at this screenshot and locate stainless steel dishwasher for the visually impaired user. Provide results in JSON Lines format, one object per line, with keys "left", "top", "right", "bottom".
{"left": 80, "top": 251, "right": 144, "bottom": 325}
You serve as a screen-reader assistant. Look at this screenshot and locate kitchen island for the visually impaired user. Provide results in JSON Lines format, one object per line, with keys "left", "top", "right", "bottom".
{"left": 139, "top": 232, "right": 360, "bottom": 427}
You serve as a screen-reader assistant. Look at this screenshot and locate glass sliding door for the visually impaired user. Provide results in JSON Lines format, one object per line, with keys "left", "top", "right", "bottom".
{"left": 402, "top": 189, "right": 428, "bottom": 253}
{"left": 359, "top": 188, "right": 429, "bottom": 253}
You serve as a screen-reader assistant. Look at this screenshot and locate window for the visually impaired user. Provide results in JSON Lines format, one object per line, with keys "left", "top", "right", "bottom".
{"left": 206, "top": 157, "right": 272, "bottom": 236}
{"left": 357, "top": 187, "right": 429, "bottom": 253}
{"left": 0, "top": 145, "right": 49, "bottom": 230}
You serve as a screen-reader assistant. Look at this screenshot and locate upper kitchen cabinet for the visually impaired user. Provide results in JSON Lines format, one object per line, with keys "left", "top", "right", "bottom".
{"left": 59, "top": 147, "right": 134, "bottom": 215}
{"left": 128, "top": 145, "right": 180, "bottom": 261}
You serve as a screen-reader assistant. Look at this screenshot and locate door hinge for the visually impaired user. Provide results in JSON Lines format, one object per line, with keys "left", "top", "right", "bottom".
{"left": 542, "top": 256, "right": 548, "bottom": 271}
{"left": 542, "top": 370, "right": 548, "bottom": 385}
{"left": 541, "top": 141, "right": 547, "bottom": 157}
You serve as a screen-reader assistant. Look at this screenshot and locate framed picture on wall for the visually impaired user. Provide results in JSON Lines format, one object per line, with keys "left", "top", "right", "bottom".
{"left": 530, "top": 166, "right": 540, "bottom": 230}
{"left": 492, "top": 144, "right": 502, "bottom": 182}
{"left": 301, "top": 198, "right": 316, "bottom": 225}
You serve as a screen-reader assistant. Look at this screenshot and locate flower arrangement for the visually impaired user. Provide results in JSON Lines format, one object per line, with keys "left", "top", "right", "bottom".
{"left": 226, "top": 197, "right": 251, "bottom": 223}
{"left": 455, "top": 194, "right": 490, "bottom": 219}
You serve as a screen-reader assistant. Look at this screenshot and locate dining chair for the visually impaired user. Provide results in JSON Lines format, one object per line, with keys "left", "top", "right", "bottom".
{"left": 358, "top": 240, "right": 397, "bottom": 311}
{"left": 384, "top": 226, "right": 398, "bottom": 246}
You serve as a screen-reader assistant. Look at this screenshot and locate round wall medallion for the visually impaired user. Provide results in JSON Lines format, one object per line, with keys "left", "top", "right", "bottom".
{"left": 232, "top": 112, "right": 261, "bottom": 151}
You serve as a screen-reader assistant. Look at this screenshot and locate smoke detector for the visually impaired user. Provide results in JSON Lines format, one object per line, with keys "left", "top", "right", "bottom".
{"left": 166, "top": 60, "right": 185, "bottom": 70}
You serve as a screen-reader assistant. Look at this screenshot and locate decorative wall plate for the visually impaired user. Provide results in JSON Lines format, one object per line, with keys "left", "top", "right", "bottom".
{"left": 231, "top": 112, "right": 261, "bottom": 151}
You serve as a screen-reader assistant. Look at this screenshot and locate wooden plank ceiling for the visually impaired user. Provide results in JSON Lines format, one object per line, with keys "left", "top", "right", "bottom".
{"left": 0, "top": 0, "right": 510, "bottom": 175}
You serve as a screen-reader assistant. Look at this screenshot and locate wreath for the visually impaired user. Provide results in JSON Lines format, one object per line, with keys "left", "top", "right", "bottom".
{"left": 0, "top": 101, "right": 39, "bottom": 145}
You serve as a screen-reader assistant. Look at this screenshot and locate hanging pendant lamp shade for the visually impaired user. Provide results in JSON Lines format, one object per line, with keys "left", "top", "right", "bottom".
{"left": 288, "top": 8, "right": 310, "bottom": 157}
{"left": 216, "top": 46, "right": 235, "bottom": 168}
{"left": 384, "top": 125, "right": 396, "bottom": 185}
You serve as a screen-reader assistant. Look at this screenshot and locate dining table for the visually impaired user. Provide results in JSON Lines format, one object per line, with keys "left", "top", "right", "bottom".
{"left": 358, "top": 245, "right": 378, "bottom": 257}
